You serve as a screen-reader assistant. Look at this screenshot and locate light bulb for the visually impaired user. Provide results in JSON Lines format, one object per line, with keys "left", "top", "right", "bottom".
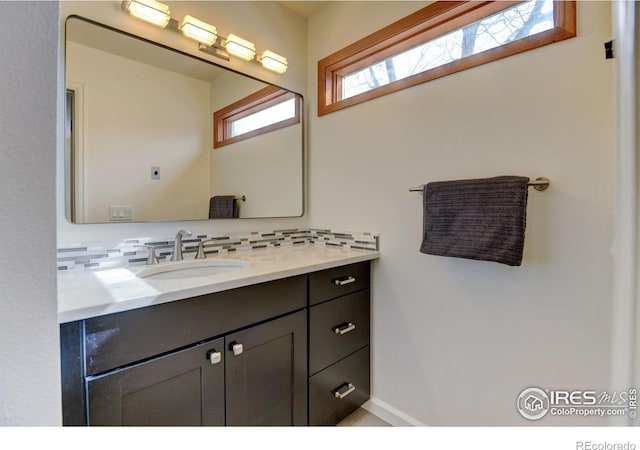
{"left": 225, "top": 34, "right": 256, "bottom": 61}
{"left": 180, "top": 15, "right": 217, "bottom": 46}
{"left": 123, "top": 0, "right": 171, "bottom": 28}
{"left": 261, "top": 50, "right": 288, "bottom": 74}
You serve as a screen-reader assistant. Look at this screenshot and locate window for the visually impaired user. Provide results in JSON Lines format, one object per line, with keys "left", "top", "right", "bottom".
{"left": 214, "top": 86, "right": 300, "bottom": 149}
{"left": 318, "top": 1, "right": 576, "bottom": 116}
{"left": 230, "top": 97, "right": 297, "bottom": 137}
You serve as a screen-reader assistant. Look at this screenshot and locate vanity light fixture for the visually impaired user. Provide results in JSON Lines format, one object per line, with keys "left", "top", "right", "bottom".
{"left": 224, "top": 34, "right": 256, "bottom": 61}
{"left": 122, "top": 0, "right": 171, "bottom": 28}
{"left": 180, "top": 15, "right": 218, "bottom": 46}
{"left": 120, "top": 3, "right": 287, "bottom": 74}
{"left": 259, "top": 50, "right": 288, "bottom": 74}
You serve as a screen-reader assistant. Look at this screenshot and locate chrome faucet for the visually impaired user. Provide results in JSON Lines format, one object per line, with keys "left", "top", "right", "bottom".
{"left": 171, "top": 229, "right": 192, "bottom": 261}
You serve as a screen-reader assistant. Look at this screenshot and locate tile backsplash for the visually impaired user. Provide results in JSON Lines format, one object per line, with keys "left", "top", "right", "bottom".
{"left": 57, "top": 228, "right": 379, "bottom": 271}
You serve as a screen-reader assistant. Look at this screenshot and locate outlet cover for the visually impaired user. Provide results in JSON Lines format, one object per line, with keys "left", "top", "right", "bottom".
{"left": 109, "top": 206, "right": 133, "bottom": 221}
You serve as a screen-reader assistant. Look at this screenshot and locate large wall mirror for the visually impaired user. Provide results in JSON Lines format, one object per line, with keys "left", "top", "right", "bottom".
{"left": 65, "top": 16, "right": 304, "bottom": 224}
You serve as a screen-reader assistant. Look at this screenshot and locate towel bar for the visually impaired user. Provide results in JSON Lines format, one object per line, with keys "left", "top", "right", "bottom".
{"left": 409, "top": 177, "right": 550, "bottom": 193}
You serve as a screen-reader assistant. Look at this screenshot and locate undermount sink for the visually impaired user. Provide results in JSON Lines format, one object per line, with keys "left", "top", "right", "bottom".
{"left": 136, "top": 259, "right": 249, "bottom": 280}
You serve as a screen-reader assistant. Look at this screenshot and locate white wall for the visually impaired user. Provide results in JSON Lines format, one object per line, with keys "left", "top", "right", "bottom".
{"left": 58, "top": 1, "right": 309, "bottom": 245}
{"left": 308, "top": 2, "right": 615, "bottom": 425}
{"left": 0, "top": 2, "right": 61, "bottom": 425}
{"left": 68, "top": 42, "right": 211, "bottom": 222}
{"left": 211, "top": 125, "right": 303, "bottom": 218}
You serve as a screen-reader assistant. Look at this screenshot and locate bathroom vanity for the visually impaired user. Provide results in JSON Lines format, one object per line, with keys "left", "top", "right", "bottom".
{"left": 59, "top": 9, "right": 379, "bottom": 427}
{"left": 58, "top": 245, "right": 377, "bottom": 426}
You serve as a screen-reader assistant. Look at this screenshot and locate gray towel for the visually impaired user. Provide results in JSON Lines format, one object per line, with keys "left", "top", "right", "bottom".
{"left": 420, "top": 176, "right": 529, "bottom": 266}
{"left": 209, "top": 196, "right": 237, "bottom": 219}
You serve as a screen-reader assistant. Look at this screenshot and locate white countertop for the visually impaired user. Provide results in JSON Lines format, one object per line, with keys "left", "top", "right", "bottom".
{"left": 57, "top": 243, "right": 379, "bottom": 323}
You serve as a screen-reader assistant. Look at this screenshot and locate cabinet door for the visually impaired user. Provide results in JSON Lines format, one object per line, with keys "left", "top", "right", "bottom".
{"left": 225, "top": 310, "right": 307, "bottom": 426}
{"left": 87, "top": 338, "right": 225, "bottom": 426}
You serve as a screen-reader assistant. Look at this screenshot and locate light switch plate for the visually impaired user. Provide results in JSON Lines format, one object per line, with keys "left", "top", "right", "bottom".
{"left": 151, "top": 166, "right": 160, "bottom": 180}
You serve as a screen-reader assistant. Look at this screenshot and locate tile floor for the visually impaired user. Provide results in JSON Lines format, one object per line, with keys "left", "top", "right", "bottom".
{"left": 337, "top": 408, "right": 391, "bottom": 427}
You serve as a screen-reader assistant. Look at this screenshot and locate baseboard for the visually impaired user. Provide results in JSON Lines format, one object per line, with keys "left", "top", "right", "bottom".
{"left": 361, "top": 396, "right": 427, "bottom": 427}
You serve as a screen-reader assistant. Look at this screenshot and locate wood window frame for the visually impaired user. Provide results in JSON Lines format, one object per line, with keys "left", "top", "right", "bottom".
{"left": 318, "top": 0, "right": 576, "bottom": 116}
{"left": 213, "top": 85, "right": 300, "bottom": 149}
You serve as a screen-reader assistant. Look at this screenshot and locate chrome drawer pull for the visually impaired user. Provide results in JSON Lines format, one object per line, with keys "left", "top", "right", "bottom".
{"left": 333, "top": 322, "right": 356, "bottom": 335}
{"left": 333, "top": 276, "right": 356, "bottom": 286}
{"left": 333, "top": 383, "right": 356, "bottom": 399}
{"left": 207, "top": 350, "right": 222, "bottom": 365}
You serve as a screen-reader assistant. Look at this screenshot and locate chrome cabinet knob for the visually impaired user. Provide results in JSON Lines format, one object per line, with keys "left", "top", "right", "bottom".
{"left": 207, "top": 350, "right": 222, "bottom": 365}
{"left": 231, "top": 342, "right": 243, "bottom": 356}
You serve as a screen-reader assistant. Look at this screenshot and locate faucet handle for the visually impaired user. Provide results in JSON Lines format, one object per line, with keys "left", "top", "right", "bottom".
{"left": 136, "top": 245, "right": 160, "bottom": 265}
{"left": 195, "top": 239, "right": 214, "bottom": 259}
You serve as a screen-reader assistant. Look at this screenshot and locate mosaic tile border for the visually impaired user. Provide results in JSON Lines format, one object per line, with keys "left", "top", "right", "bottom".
{"left": 56, "top": 228, "right": 379, "bottom": 271}
{"left": 307, "top": 228, "right": 378, "bottom": 252}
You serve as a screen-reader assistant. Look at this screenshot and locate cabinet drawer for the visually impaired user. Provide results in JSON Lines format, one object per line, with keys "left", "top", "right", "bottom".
{"left": 84, "top": 275, "right": 306, "bottom": 376}
{"left": 309, "top": 290, "right": 369, "bottom": 375}
{"left": 309, "top": 262, "right": 370, "bottom": 306}
{"left": 309, "top": 346, "right": 370, "bottom": 426}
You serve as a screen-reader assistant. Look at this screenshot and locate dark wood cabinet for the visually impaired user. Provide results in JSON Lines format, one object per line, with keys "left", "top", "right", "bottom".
{"left": 83, "top": 276, "right": 306, "bottom": 376}
{"left": 60, "top": 261, "right": 371, "bottom": 427}
{"left": 308, "top": 262, "right": 371, "bottom": 426}
{"left": 309, "top": 289, "right": 370, "bottom": 375}
{"left": 87, "top": 338, "right": 225, "bottom": 426}
{"left": 309, "top": 261, "right": 370, "bottom": 306}
{"left": 86, "top": 310, "right": 307, "bottom": 426}
{"left": 225, "top": 310, "right": 307, "bottom": 426}
{"left": 309, "top": 346, "right": 370, "bottom": 426}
